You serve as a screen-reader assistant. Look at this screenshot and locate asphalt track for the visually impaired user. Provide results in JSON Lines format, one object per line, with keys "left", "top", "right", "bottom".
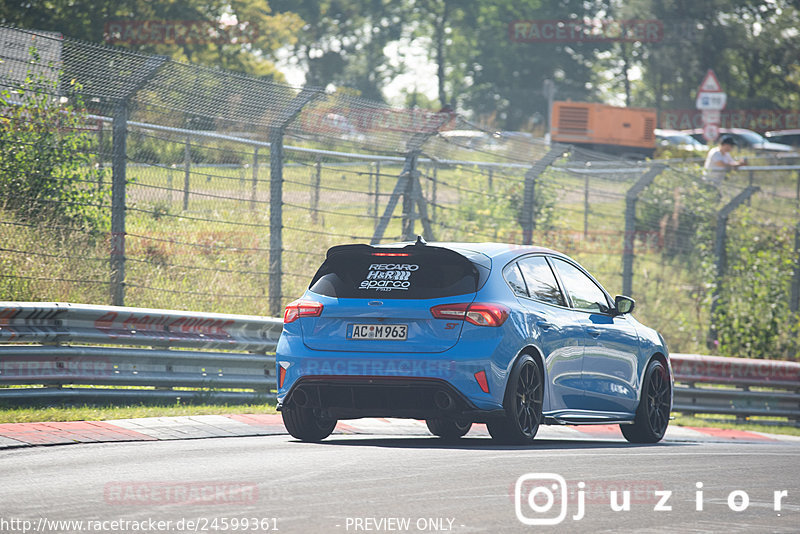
{"left": 1, "top": 421, "right": 799, "bottom": 533}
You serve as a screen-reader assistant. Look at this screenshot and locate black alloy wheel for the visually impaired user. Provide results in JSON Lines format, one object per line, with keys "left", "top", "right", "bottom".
{"left": 621, "top": 359, "right": 671, "bottom": 443}
{"left": 487, "top": 355, "right": 543, "bottom": 445}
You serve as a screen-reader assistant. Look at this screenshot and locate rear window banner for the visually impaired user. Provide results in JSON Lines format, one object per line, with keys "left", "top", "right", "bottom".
{"left": 308, "top": 244, "right": 481, "bottom": 299}
{"left": 359, "top": 263, "right": 419, "bottom": 291}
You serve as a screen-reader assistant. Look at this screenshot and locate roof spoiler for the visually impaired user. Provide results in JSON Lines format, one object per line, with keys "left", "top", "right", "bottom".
{"left": 325, "top": 236, "right": 431, "bottom": 259}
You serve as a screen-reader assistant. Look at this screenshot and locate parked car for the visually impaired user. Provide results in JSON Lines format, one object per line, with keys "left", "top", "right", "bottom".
{"left": 654, "top": 128, "right": 706, "bottom": 153}
{"left": 498, "top": 131, "right": 537, "bottom": 141}
{"left": 439, "top": 129, "right": 501, "bottom": 150}
{"left": 764, "top": 129, "right": 800, "bottom": 148}
{"left": 682, "top": 127, "right": 793, "bottom": 154}
{"left": 276, "top": 240, "right": 672, "bottom": 445}
{"left": 317, "top": 112, "right": 365, "bottom": 143}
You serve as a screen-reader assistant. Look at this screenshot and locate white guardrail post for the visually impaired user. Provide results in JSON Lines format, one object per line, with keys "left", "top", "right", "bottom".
{"left": 0, "top": 302, "right": 283, "bottom": 404}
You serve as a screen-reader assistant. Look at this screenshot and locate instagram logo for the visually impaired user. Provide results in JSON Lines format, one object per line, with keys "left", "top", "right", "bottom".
{"left": 515, "top": 473, "right": 582, "bottom": 525}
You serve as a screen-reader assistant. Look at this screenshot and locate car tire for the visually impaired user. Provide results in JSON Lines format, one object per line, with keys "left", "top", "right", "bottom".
{"left": 621, "top": 359, "right": 671, "bottom": 444}
{"left": 281, "top": 406, "right": 337, "bottom": 442}
{"left": 487, "top": 354, "right": 543, "bottom": 445}
{"left": 425, "top": 418, "right": 472, "bottom": 440}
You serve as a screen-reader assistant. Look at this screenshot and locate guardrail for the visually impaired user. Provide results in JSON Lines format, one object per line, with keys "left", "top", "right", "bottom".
{"left": 0, "top": 302, "right": 282, "bottom": 403}
{"left": 1, "top": 304, "right": 799, "bottom": 422}
{"left": 671, "top": 354, "right": 800, "bottom": 424}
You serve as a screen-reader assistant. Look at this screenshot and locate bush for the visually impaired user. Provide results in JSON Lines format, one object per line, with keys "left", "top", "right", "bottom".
{"left": 637, "top": 166, "right": 717, "bottom": 260}
{"left": 712, "top": 212, "right": 799, "bottom": 359}
{"left": 0, "top": 72, "right": 109, "bottom": 233}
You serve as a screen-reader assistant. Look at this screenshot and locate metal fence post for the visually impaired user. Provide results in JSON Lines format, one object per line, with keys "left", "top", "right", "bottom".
{"left": 793, "top": 174, "right": 800, "bottom": 336}
{"left": 250, "top": 147, "right": 259, "bottom": 210}
{"left": 108, "top": 65, "right": 163, "bottom": 308}
{"left": 412, "top": 161, "right": 436, "bottom": 241}
{"left": 110, "top": 102, "right": 128, "bottom": 306}
{"left": 239, "top": 158, "right": 246, "bottom": 195}
{"left": 268, "top": 88, "right": 321, "bottom": 317}
{"left": 583, "top": 174, "right": 590, "bottom": 239}
{"left": 791, "top": 221, "right": 800, "bottom": 314}
{"left": 374, "top": 161, "right": 381, "bottom": 222}
{"left": 401, "top": 151, "right": 418, "bottom": 241}
{"left": 432, "top": 164, "right": 437, "bottom": 225}
{"left": 96, "top": 122, "right": 105, "bottom": 171}
{"left": 372, "top": 131, "right": 438, "bottom": 244}
{"left": 796, "top": 170, "right": 800, "bottom": 205}
{"left": 707, "top": 185, "right": 760, "bottom": 347}
{"left": 621, "top": 164, "right": 665, "bottom": 297}
{"left": 107, "top": 55, "right": 168, "bottom": 306}
{"left": 368, "top": 164, "right": 375, "bottom": 217}
{"left": 312, "top": 156, "right": 321, "bottom": 223}
{"left": 521, "top": 170, "right": 536, "bottom": 245}
{"left": 521, "top": 147, "right": 566, "bottom": 245}
{"left": 268, "top": 128, "right": 285, "bottom": 318}
{"left": 183, "top": 135, "right": 191, "bottom": 210}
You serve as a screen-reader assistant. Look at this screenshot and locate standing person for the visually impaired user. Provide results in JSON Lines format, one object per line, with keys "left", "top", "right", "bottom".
{"left": 703, "top": 135, "right": 746, "bottom": 186}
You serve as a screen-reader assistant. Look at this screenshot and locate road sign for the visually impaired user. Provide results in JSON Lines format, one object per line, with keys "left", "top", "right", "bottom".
{"left": 696, "top": 92, "right": 727, "bottom": 110}
{"left": 697, "top": 69, "right": 725, "bottom": 143}
{"left": 703, "top": 123, "right": 719, "bottom": 143}
{"left": 698, "top": 69, "right": 722, "bottom": 92}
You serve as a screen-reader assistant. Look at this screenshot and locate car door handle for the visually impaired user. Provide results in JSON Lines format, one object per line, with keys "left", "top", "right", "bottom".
{"left": 586, "top": 327, "right": 601, "bottom": 337}
{"left": 536, "top": 320, "right": 555, "bottom": 330}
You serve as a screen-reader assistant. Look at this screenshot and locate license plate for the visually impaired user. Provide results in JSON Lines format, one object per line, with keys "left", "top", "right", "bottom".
{"left": 348, "top": 324, "right": 408, "bottom": 340}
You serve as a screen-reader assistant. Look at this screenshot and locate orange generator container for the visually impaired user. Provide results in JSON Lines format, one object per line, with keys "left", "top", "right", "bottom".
{"left": 551, "top": 101, "right": 656, "bottom": 157}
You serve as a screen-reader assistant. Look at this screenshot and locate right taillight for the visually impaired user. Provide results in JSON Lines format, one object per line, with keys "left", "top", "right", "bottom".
{"left": 284, "top": 299, "right": 323, "bottom": 323}
{"left": 474, "top": 370, "right": 490, "bottom": 393}
{"left": 278, "top": 365, "right": 287, "bottom": 388}
{"left": 430, "top": 302, "right": 509, "bottom": 327}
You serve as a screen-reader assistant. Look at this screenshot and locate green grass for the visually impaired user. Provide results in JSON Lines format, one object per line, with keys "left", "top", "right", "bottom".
{"left": 0, "top": 403, "right": 278, "bottom": 424}
{"left": 671, "top": 413, "right": 800, "bottom": 436}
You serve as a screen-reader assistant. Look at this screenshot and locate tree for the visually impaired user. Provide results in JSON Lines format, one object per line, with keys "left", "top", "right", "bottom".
{"left": 411, "top": 0, "right": 462, "bottom": 109}
{"left": 0, "top": 0, "right": 303, "bottom": 79}
{"left": 615, "top": 0, "right": 800, "bottom": 116}
{"left": 270, "top": 0, "right": 406, "bottom": 99}
{"left": 444, "top": 0, "right": 607, "bottom": 129}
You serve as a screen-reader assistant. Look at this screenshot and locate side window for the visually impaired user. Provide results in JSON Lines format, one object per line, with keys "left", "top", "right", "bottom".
{"left": 502, "top": 262, "right": 528, "bottom": 298}
{"left": 550, "top": 258, "right": 610, "bottom": 313}
{"left": 517, "top": 256, "right": 566, "bottom": 307}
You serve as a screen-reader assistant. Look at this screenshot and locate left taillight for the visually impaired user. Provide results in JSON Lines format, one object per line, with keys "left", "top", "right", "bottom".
{"left": 284, "top": 299, "right": 323, "bottom": 323}
{"left": 430, "top": 302, "right": 509, "bottom": 327}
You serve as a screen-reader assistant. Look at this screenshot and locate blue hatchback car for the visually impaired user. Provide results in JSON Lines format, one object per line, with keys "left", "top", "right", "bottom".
{"left": 276, "top": 240, "right": 672, "bottom": 444}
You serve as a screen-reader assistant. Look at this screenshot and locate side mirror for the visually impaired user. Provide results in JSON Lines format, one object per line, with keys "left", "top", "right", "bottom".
{"left": 615, "top": 295, "right": 635, "bottom": 315}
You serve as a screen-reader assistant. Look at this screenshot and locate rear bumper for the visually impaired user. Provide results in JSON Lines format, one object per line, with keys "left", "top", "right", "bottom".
{"left": 276, "top": 334, "right": 506, "bottom": 415}
{"left": 278, "top": 376, "right": 504, "bottom": 421}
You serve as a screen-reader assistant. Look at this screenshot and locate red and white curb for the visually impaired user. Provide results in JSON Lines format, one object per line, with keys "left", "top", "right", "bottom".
{"left": 0, "top": 415, "right": 797, "bottom": 449}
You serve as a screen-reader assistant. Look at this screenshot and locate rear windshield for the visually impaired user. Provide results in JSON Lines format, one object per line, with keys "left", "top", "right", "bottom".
{"left": 308, "top": 244, "right": 482, "bottom": 299}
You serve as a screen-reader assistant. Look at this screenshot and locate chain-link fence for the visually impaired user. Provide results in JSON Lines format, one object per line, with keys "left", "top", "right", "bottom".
{"left": 1, "top": 26, "right": 799, "bottom": 358}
